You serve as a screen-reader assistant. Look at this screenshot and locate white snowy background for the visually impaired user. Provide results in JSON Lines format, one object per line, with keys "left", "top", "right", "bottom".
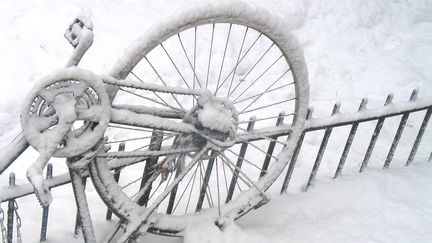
{"left": 0, "top": 0, "right": 431, "bottom": 242}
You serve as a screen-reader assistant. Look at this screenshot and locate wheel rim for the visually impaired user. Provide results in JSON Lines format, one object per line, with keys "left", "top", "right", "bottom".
{"left": 89, "top": 2, "right": 309, "bottom": 236}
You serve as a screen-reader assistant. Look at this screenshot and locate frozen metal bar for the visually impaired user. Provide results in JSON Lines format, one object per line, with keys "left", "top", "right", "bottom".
{"left": 280, "top": 107, "right": 313, "bottom": 194}
{"left": 260, "top": 112, "right": 285, "bottom": 178}
{"left": 6, "top": 173, "right": 15, "bottom": 243}
{"left": 195, "top": 151, "right": 216, "bottom": 212}
{"left": 384, "top": 90, "right": 418, "bottom": 168}
{"left": 334, "top": 98, "right": 367, "bottom": 178}
{"left": 69, "top": 169, "right": 96, "bottom": 243}
{"left": 304, "top": 96, "right": 431, "bottom": 132}
{"left": 138, "top": 132, "right": 163, "bottom": 206}
{"left": 166, "top": 165, "right": 182, "bottom": 214}
{"left": 305, "top": 103, "right": 341, "bottom": 191}
{"left": 0, "top": 133, "right": 29, "bottom": 175}
{"left": 226, "top": 117, "right": 256, "bottom": 203}
{"left": 40, "top": 164, "right": 53, "bottom": 242}
{"left": 359, "top": 94, "right": 393, "bottom": 172}
{"left": 406, "top": 110, "right": 431, "bottom": 165}
{"left": 106, "top": 143, "right": 125, "bottom": 220}
{"left": 73, "top": 175, "right": 88, "bottom": 237}
{"left": 383, "top": 113, "right": 409, "bottom": 168}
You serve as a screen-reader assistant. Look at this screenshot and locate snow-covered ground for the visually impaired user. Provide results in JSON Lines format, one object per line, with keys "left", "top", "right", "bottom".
{"left": 0, "top": 0, "right": 431, "bottom": 242}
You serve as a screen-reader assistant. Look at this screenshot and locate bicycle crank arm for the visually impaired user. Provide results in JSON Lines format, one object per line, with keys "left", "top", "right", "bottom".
{"left": 64, "top": 16, "right": 94, "bottom": 67}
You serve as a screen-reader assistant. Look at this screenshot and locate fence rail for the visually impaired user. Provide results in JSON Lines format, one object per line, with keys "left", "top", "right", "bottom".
{"left": 0, "top": 91, "right": 431, "bottom": 242}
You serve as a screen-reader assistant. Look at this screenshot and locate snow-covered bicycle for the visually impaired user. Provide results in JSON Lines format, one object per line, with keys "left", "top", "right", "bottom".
{"left": 19, "top": 2, "right": 309, "bottom": 242}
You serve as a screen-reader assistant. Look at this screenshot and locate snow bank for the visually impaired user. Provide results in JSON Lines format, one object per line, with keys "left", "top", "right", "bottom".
{"left": 0, "top": 0, "right": 431, "bottom": 242}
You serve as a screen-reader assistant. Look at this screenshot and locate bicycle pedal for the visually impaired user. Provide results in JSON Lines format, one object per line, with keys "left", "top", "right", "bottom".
{"left": 64, "top": 16, "right": 93, "bottom": 48}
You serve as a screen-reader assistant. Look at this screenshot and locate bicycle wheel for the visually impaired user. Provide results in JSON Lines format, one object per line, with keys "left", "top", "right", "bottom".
{"left": 89, "top": 1, "right": 309, "bottom": 237}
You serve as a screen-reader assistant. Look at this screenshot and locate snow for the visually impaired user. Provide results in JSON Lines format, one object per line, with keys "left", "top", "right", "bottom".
{"left": 0, "top": 0, "right": 431, "bottom": 243}
{"left": 195, "top": 95, "right": 236, "bottom": 134}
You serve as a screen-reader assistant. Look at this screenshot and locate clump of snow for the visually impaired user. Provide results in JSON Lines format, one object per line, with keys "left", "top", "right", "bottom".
{"left": 196, "top": 95, "right": 236, "bottom": 134}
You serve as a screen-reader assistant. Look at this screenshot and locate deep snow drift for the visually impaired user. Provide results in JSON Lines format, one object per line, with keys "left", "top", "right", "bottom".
{"left": 0, "top": 0, "right": 431, "bottom": 242}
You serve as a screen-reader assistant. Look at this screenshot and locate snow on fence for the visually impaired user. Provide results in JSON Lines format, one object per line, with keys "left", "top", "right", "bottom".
{"left": 0, "top": 90, "right": 431, "bottom": 243}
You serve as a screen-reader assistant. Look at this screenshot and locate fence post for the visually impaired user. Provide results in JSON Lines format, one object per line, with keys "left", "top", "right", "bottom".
{"left": 73, "top": 177, "right": 87, "bottom": 236}
{"left": 225, "top": 117, "right": 256, "bottom": 203}
{"left": 138, "top": 131, "right": 163, "bottom": 207}
{"left": 305, "top": 102, "right": 341, "bottom": 191}
{"left": 106, "top": 143, "right": 126, "bottom": 220}
{"left": 334, "top": 98, "right": 367, "bottom": 178}
{"left": 280, "top": 107, "right": 313, "bottom": 194}
{"left": 384, "top": 89, "right": 418, "bottom": 168}
{"left": 260, "top": 112, "right": 285, "bottom": 178}
{"left": 6, "top": 173, "right": 15, "bottom": 243}
{"left": 196, "top": 151, "right": 217, "bottom": 212}
{"left": 406, "top": 108, "right": 431, "bottom": 166}
{"left": 40, "top": 164, "right": 53, "bottom": 242}
{"left": 359, "top": 94, "right": 393, "bottom": 172}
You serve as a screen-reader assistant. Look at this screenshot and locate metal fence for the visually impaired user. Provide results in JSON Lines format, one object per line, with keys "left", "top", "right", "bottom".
{"left": 0, "top": 90, "right": 431, "bottom": 242}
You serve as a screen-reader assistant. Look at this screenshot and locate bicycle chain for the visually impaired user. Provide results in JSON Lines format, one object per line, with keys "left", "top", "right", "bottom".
{"left": 103, "top": 76, "right": 205, "bottom": 96}
{"left": 0, "top": 206, "right": 6, "bottom": 243}
{"left": 14, "top": 201, "right": 22, "bottom": 243}
{"left": 100, "top": 76, "right": 203, "bottom": 160}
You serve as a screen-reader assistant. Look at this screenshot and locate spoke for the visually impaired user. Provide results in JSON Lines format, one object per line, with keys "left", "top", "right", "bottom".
{"left": 227, "top": 27, "right": 249, "bottom": 96}
{"left": 234, "top": 78, "right": 292, "bottom": 105}
{"left": 214, "top": 24, "right": 232, "bottom": 96}
{"left": 144, "top": 57, "right": 185, "bottom": 110}
{"left": 121, "top": 167, "right": 156, "bottom": 190}
{"left": 119, "top": 87, "right": 184, "bottom": 112}
{"left": 107, "top": 124, "right": 157, "bottom": 133}
{"left": 229, "top": 42, "right": 275, "bottom": 95}
{"left": 105, "top": 135, "right": 154, "bottom": 144}
{"left": 225, "top": 149, "right": 264, "bottom": 171}
{"left": 220, "top": 153, "right": 268, "bottom": 198}
{"left": 130, "top": 71, "right": 174, "bottom": 109}
{"left": 221, "top": 157, "right": 229, "bottom": 192}
{"left": 185, "top": 159, "right": 199, "bottom": 213}
{"left": 104, "top": 131, "right": 176, "bottom": 154}
{"left": 160, "top": 43, "right": 192, "bottom": 90}
{"left": 199, "top": 161, "right": 214, "bottom": 207}
{"left": 233, "top": 55, "right": 283, "bottom": 103}
{"left": 239, "top": 139, "right": 280, "bottom": 161}
{"left": 206, "top": 24, "right": 215, "bottom": 88}
{"left": 131, "top": 171, "right": 160, "bottom": 202}
{"left": 163, "top": 171, "right": 175, "bottom": 191}
{"left": 134, "top": 133, "right": 177, "bottom": 151}
{"left": 240, "top": 98, "right": 296, "bottom": 115}
{"left": 147, "top": 180, "right": 163, "bottom": 202}
{"left": 216, "top": 33, "right": 263, "bottom": 92}
{"left": 219, "top": 155, "right": 244, "bottom": 192}
{"left": 177, "top": 33, "right": 202, "bottom": 88}
{"left": 171, "top": 165, "right": 199, "bottom": 213}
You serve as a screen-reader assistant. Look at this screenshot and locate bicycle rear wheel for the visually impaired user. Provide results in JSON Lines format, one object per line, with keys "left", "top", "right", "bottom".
{"left": 89, "top": 1, "right": 309, "bottom": 237}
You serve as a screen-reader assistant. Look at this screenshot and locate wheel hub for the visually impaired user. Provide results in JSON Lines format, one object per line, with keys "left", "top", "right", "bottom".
{"left": 185, "top": 94, "right": 238, "bottom": 146}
